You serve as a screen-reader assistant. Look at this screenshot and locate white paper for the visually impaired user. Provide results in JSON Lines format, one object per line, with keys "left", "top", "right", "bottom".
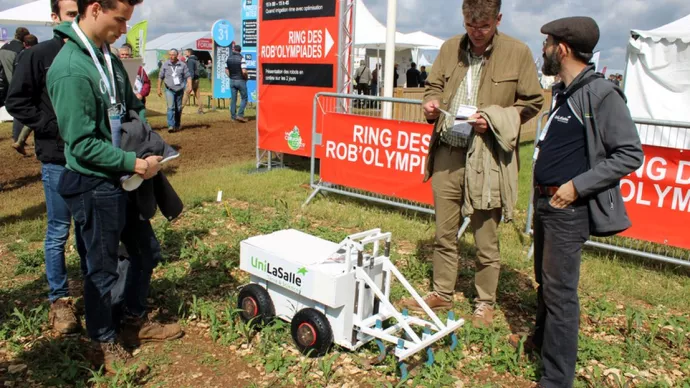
{"left": 451, "top": 104, "right": 477, "bottom": 137}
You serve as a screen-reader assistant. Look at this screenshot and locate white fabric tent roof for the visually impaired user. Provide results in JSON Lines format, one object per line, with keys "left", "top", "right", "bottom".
{"left": 632, "top": 13, "right": 690, "bottom": 43}
{"left": 0, "top": 0, "right": 53, "bottom": 26}
{"left": 354, "top": 0, "right": 444, "bottom": 50}
{"left": 624, "top": 13, "right": 690, "bottom": 148}
{"left": 146, "top": 31, "right": 212, "bottom": 51}
{"left": 404, "top": 31, "right": 445, "bottom": 50}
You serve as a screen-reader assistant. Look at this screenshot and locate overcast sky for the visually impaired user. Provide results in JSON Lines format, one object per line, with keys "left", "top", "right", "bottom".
{"left": 2, "top": 0, "right": 689, "bottom": 72}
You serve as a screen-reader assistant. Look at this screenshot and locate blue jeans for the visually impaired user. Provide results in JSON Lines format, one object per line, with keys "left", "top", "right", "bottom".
{"left": 63, "top": 178, "right": 127, "bottom": 342}
{"left": 533, "top": 195, "right": 590, "bottom": 388}
{"left": 165, "top": 88, "right": 184, "bottom": 129}
{"left": 230, "top": 79, "right": 248, "bottom": 120}
{"left": 119, "top": 197, "right": 162, "bottom": 318}
{"left": 42, "top": 163, "right": 87, "bottom": 302}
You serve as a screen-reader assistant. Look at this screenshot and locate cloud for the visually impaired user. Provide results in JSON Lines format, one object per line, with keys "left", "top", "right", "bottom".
{"left": 1, "top": 0, "right": 687, "bottom": 69}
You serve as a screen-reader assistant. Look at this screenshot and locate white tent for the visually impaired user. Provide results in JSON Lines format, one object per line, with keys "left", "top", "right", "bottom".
{"left": 624, "top": 14, "right": 690, "bottom": 148}
{"left": 404, "top": 31, "right": 445, "bottom": 50}
{"left": 354, "top": 0, "right": 413, "bottom": 50}
{"left": 353, "top": 0, "right": 444, "bottom": 50}
{"left": 144, "top": 31, "right": 212, "bottom": 73}
{"left": 0, "top": 0, "right": 53, "bottom": 26}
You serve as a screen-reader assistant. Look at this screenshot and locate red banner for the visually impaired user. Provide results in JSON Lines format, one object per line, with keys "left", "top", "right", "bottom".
{"left": 318, "top": 113, "right": 435, "bottom": 204}
{"left": 196, "top": 38, "right": 213, "bottom": 51}
{"left": 620, "top": 145, "right": 690, "bottom": 249}
{"left": 258, "top": 0, "right": 340, "bottom": 156}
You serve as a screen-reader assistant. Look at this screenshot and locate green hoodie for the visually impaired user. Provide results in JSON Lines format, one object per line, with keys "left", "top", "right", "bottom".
{"left": 47, "top": 20, "right": 145, "bottom": 179}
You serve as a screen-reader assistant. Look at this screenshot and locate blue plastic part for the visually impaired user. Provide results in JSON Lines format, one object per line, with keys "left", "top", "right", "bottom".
{"left": 376, "top": 319, "right": 382, "bottom": 329}
{"left": 424, "top": 326, "right": 431, "bottom": 335}
{"left": 450, "top": 332, "right": 459, "bottom": 351}
{"left": 397, "top": 338, "right": 405, "bottom": 349}
{"left": 425, "top": 347, "right": 435, "bottom": 367}
{"left": 375, "top": 339, "right": 387, "bottom": 363}
{"left": 448, "top": 311, "right": 456, "bottom": 321}
{"left": 398, "top": 362, "right": 409, "bottom": 380}
{"left": 402, "top": 308, "right": 409, "bottom": 317}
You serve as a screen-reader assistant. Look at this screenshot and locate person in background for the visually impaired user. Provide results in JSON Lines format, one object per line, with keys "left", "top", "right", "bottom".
{"left": 5, "top": 0, "right": 83, "bottom": 334}
{"left": 393, "top": 63, "right": 399, "bottom": 88}
{"left": 354, "top": 60, "right": 371, "bottom": 103}
{"left": 370, "top": 63, "right": 380, "bottom": 96}
{"left": 1, "top": 27, "right": 31, "bottom": 147}
{"left": 118, "top": 43, "right": 150, "bottom": 106}
{"left": 9, "top": 34, "right": 40, "bottom": 155}
{"left": 225, "top": 44, "right": 248, "bottom": 122}
{"left": 182, "top": 48, "right": 203, "bottom": 114}
{"left": 158, "top": 48, "right": 192, "bottom": 132}
{"left": 420, "top": 65, "right": 428, "bottom": 85}
{"left": 207, "top": 59, "right": 212, "bottom": 81}
{"left": 406, "top": 62, "right": 422, "bottom": 88}
{"left": 0, "top": 26, "right": 30, "bottom": 106}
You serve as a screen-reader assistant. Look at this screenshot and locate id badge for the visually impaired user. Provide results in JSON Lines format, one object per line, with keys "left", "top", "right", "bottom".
{"left": 134, "top": 78, "right": 143, "bottom": 94}
{"left": 451, "top": 104, "right": 477, "bottom": 137}
{"left": 173, "top": 76, "right": 181, "bottom": 86}
{"left": 108, "top": 106, "right": 122, "bottom": 149}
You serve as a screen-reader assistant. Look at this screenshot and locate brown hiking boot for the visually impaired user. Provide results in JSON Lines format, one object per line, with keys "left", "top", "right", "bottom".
{"left": 49, "top": 297, "right": 80, "bottom": 334}
{"left": 236, "top": 117, "right": 248, "bottom": 123}
{"left": 11, "top": 142, "right": 26, "bottom": 156}
{"left": 90, "top": 341, "right": 149, "bottom": 376}
{"left": 471, "top": 302, "right": 495, "bottom": 328}
{"left": 398, "top": 292, "right": 452, "bottom": 313}
{"left": 121, "top": 315, "right": 184, "bottom": 344}
{"left": 508, "top": 333, "right": 541, "bottom": 354}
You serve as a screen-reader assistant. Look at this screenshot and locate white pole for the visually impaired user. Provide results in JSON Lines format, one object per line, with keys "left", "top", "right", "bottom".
{"left": 382, "top": 0, "right": 397, "bottom": 119}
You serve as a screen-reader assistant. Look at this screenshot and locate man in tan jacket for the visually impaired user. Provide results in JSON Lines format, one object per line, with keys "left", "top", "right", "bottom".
{"left": 400, "top": 0, "right": 543, "bottom": 327}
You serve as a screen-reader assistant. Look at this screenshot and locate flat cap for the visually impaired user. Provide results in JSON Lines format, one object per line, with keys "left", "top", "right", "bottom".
{"left": 541, "top": 16, "right": 600, "bottom": 53}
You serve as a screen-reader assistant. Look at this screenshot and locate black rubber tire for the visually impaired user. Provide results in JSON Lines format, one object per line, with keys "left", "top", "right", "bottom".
{"left": 237, "top": 283, "right": 275, "bottom": 326}
{"left": 290, "top": 308, "right": 333, "bottom": 357}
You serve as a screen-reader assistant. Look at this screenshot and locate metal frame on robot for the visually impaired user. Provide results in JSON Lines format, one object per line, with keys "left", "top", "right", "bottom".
{"left": 341, "top": 229, "right": 463, "bottom": 376}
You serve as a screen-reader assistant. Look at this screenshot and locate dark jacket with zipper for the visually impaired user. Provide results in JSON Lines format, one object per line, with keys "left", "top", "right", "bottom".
{"left": 554, "top": 64, "right": 644, "bottom": 236}
{"left": 5, "top": 36, "right": 66, "bottom": 165}
{"left": 120, "top": 110, "right": 183, "bottom": 221}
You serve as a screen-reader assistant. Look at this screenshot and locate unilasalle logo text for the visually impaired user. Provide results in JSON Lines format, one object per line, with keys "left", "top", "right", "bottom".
{"left": 250, "top": 256, "right": 307, "bottom": 293}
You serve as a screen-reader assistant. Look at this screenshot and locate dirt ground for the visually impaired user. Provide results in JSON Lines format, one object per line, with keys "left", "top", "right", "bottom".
{"left": 0, "top": 111, "right": 256, "bottom": 189}
{"left": 0, "top": 112, "right": 269, "bottom": 387}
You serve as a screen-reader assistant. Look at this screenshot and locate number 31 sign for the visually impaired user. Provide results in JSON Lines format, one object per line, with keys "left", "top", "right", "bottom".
{"left": 212, "top": 19, "right": 234, "bottom": 47}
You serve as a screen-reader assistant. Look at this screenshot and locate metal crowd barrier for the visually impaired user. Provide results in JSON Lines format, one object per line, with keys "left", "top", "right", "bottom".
{"left": 303, "top": 92, "right": 472, "bottom": 237}
{"left": 525, "top": 114, "right": 690, "bottom": 267}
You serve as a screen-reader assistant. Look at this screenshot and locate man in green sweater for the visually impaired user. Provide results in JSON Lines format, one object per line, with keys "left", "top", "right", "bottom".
{"left": 47, "top": 0, "right": 181, "bottom": 373}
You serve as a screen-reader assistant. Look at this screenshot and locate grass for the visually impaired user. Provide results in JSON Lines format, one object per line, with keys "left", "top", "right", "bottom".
{"left": 1, "top": 86, "right": 689, "bottom": 386}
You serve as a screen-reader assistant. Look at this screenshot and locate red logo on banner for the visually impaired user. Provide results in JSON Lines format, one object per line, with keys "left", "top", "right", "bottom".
{"left": 258, "top": 0, "right": 340, "bottom": 156}
{"left": 620, "top": 145, "right": 690, "bottom": 249}
{"left": 196, "top": 38, "right": 213, "bottom": 51}
{"left": 318, "top": 113, "right": 435, "bottom": 204}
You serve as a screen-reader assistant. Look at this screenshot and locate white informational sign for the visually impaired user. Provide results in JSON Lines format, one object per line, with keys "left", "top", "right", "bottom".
{"left": 120, "top": 57, "right": 144, "bottom": 89}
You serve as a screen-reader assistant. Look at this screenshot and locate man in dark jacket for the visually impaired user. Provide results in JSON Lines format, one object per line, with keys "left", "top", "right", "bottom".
{"left": 182, "top": 48, "right": 203, "bottom": 114}
{"left": 10, "top": 34, "right": 40, "bottom": 155}
{"left": 1, "top": 27, "right": 31, "bottom": 145}
{"left": 225, "top": 44, "right": 248, "bottom": 122}
{"left": 4, "top": 0, "right": 83, "bottom": 335}
{"left": 405, "top": 62, "right": 421, "bottom": 88}
{"left": 0, "top": 26, "right": 30, "bottom": 106}
{"left": 513, "top": 17, "right": 643, "bottom": 388}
